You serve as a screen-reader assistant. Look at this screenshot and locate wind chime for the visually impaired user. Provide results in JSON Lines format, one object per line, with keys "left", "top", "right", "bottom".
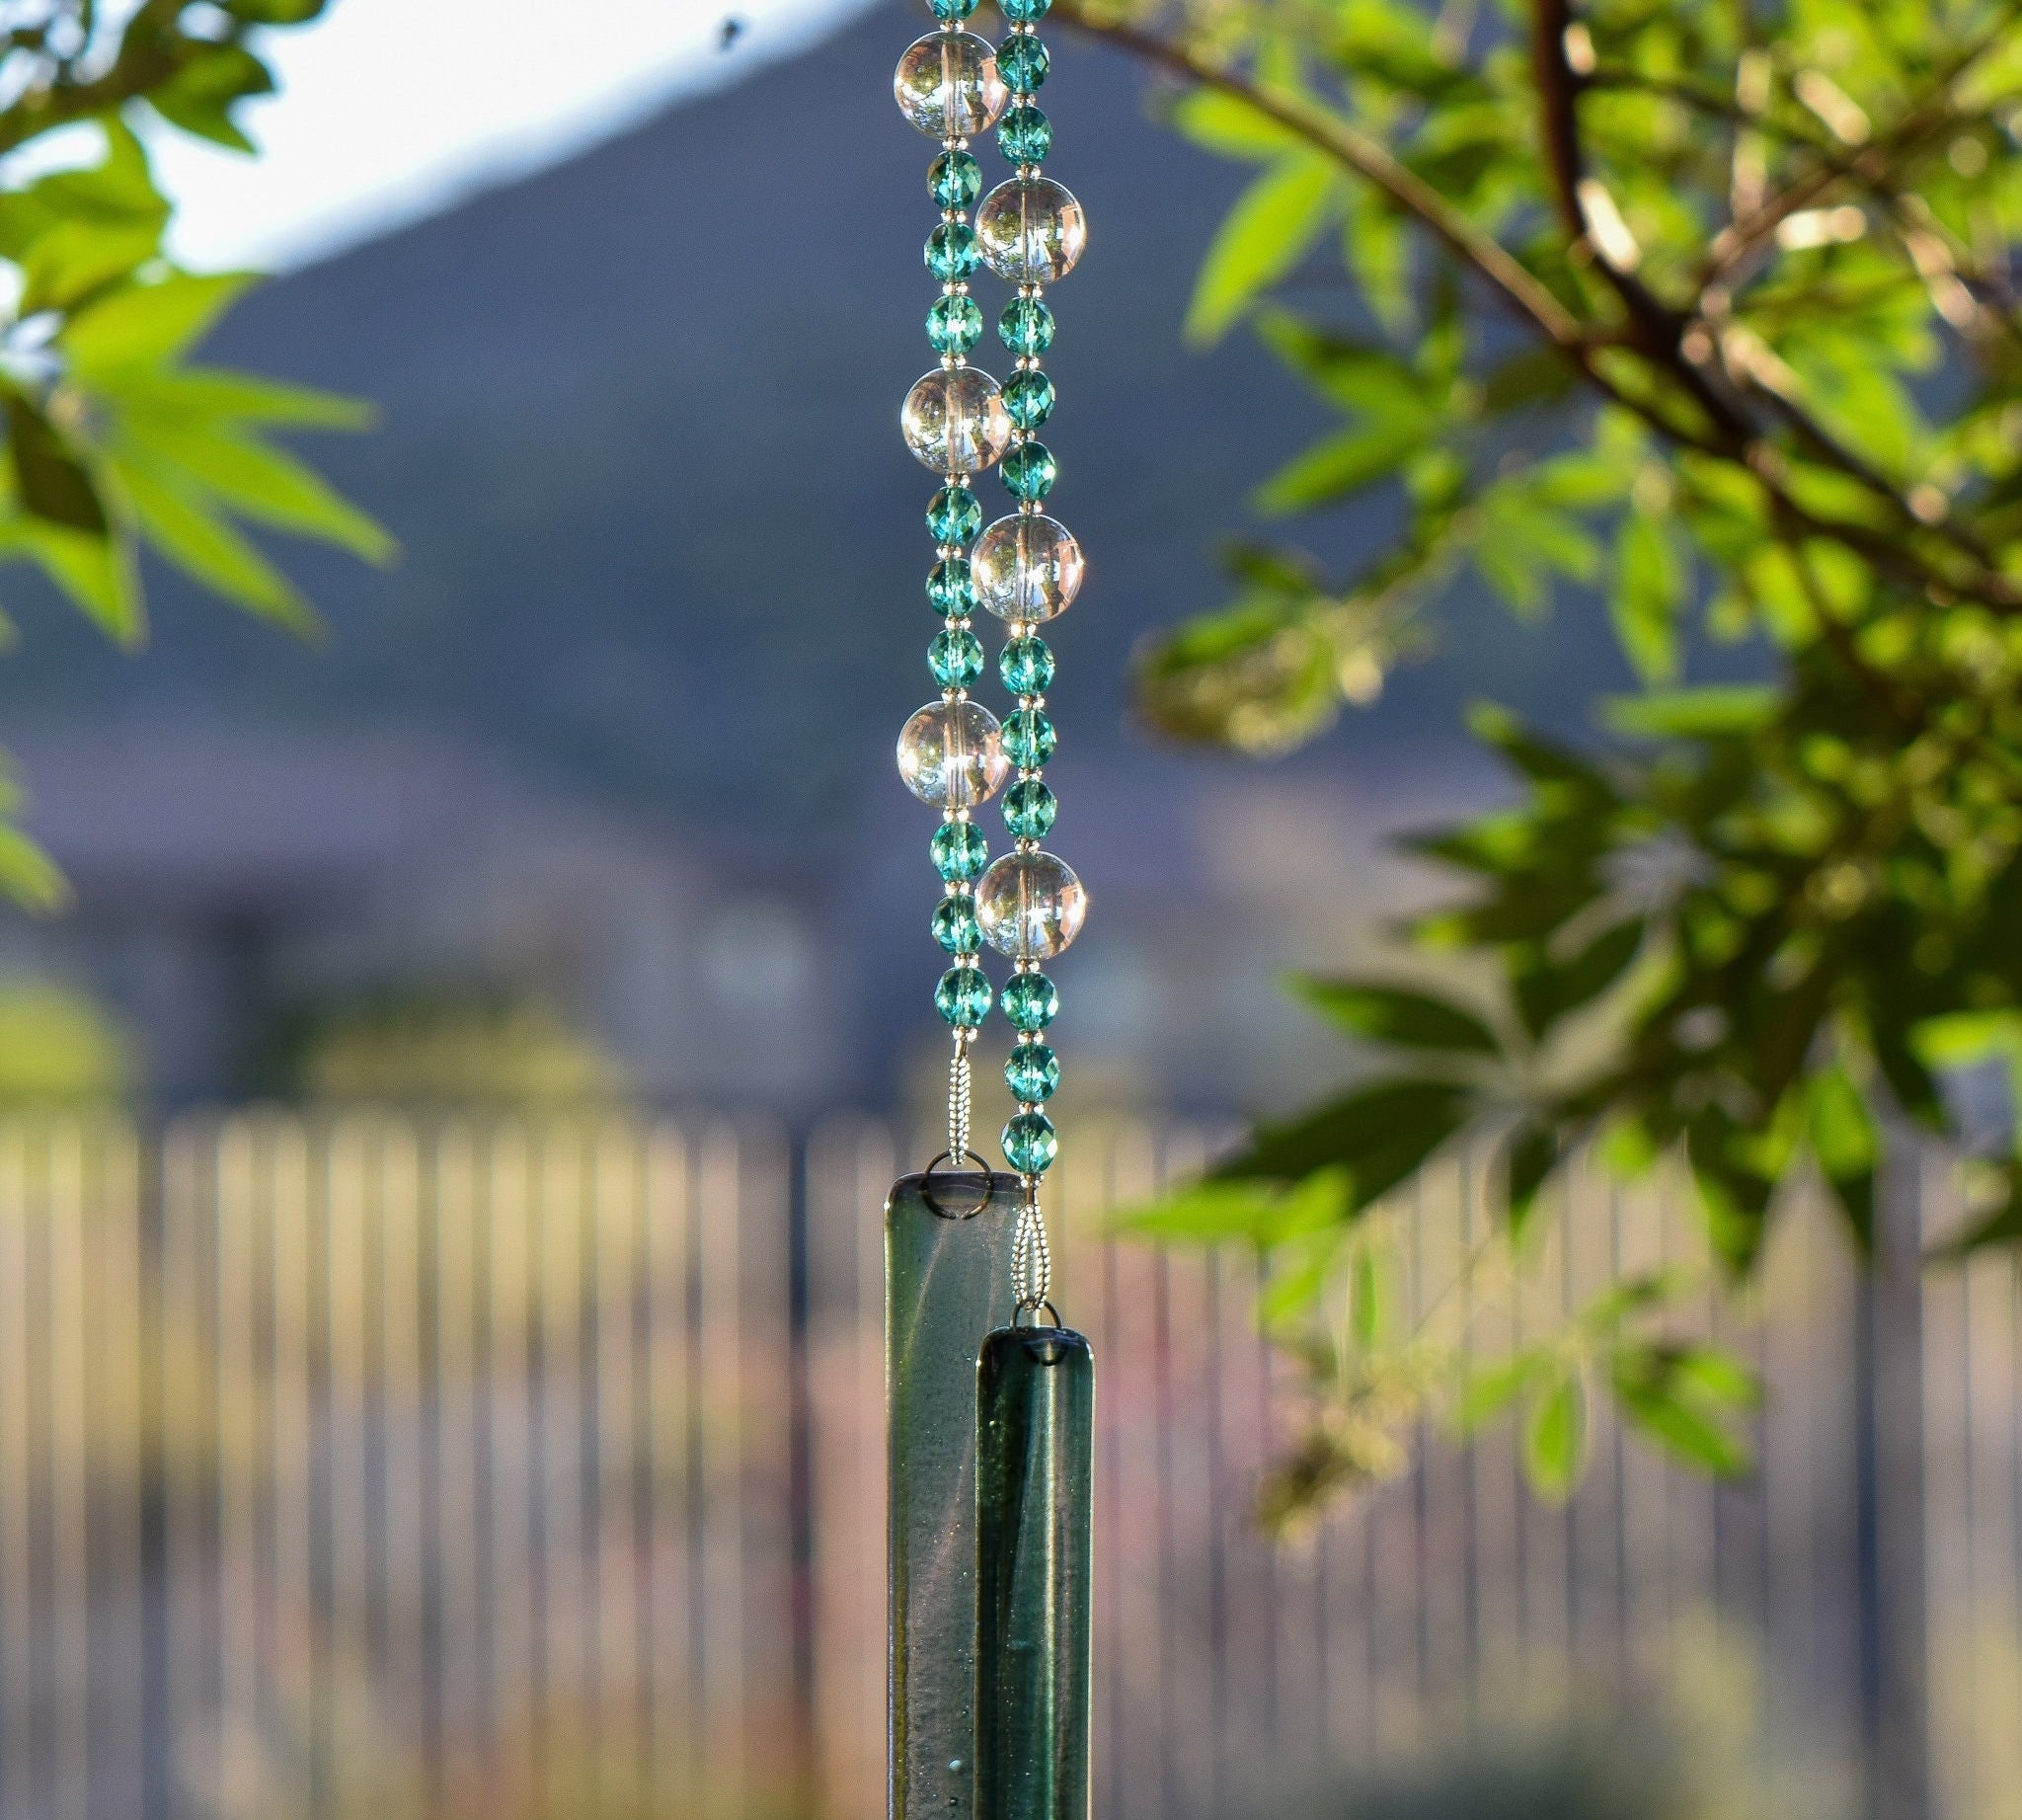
{"left": 889, "top": 2, "right": 1092, "bottom": 1816}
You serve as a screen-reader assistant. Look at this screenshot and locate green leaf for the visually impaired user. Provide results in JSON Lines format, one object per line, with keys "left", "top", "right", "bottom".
{"left": 110, "top": 367, "right": 374, "bottom": 431}
{"left": 1524, "top": 1370, "right": 1589, "bottom": 1501}
{"left": 1612, "top": 1343, "right": 1756, "bottom": 1476}
{"left": 8, "top": 521, "right": 141, "bottom": 644}
{"left": 117, "top": 419, "right": 393, "bottom": 563}
{"left": 1504, "top": 1118, "right": 1561, "bottom": 1232}
{"left": 1216, "top": 1076, "right": 1474, "bottom": 1209}
{"left": 1513, "top": 918, "right": 1646, "bottom": 1039}
{"left": 1612, "top": 506, "right": 1687, "bottom": 684}
{"left": 1291, "top": 976, "right": 1500, "bottom": 1052}
{"left": 1168, "top": 87, "right": 1306, "bottom": 160}
{"left": 1602, "top": 684, "right": 1778, "bottom": 738}
{"left": 113, "top": 454, "right": 315, "bottom": 632}
{"left": 61, "top": 273, "right": 255, "bottom": 374}
{"left": 7, "top": 398, "right": 108, "bottom": 534}
{"left": 1116, "top": 1168, "right": 1348, "bottom": 1245}
{"left": 1455, "top": 1351, "right": 1548, "bottom": 1431}
{"left": 1343, "top": 187, "right": 1412, "bottom": 334}
{"left": 1255, "top": 418, "right": 1430, "bottom": 514}
{"left": 1186, "top": 156, "right": 1337, "bottom": 347}
{"left": 146, "top": 43, "right": 275, "bottom": 153}
{"left": 0, "top": 822, "right": 68, "bottom": 913}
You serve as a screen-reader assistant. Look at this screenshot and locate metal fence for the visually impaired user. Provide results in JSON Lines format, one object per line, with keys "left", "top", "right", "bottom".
{"left": 0, "top": 1110, "right": 2012, "bottom": 1820}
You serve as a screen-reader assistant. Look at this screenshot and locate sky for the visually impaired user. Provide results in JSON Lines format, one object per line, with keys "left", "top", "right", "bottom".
{"left": 149, "top": 0, "right": 869, "bottom": 271}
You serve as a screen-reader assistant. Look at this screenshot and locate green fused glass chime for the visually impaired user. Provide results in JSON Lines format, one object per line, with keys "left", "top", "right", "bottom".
{"left": 891, "top": 1, "right": 1093, "bottom": 1815}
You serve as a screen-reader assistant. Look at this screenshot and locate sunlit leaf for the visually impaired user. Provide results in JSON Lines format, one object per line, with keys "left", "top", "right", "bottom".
{"left": 1186, "top": 155, "right": 1337, "bottom": 347}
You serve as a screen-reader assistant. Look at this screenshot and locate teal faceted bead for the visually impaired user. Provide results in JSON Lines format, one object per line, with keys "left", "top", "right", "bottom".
{"left": 1002, "top": 1110, "right": 1058, "bottom": 1173}
{"left": 1002, "top": 970, "right": 1058, "bottom": 1031}
{"left": 1003, "top": 778, "right": 1057, "bottom": 838}
{"left": 997, "top": 104, "right": 1051, "bottom": 164}
{"left": 998, "top": 34, "right": 1050, "bottom": 92}
{"left": 1003, "top": 707, "right": 1056, "bottom": 767}
{"left": 1000, "top": 634, "right": 1055, "bottom": 694}
{"left": 929, "top": 627, "right": 985, "bottom": 688}
{"left": 1002, "top": 367, "right": 1055, "bottom": 430}
{"left": 930, "top": 0, "right": 979, "bottom": 19}
{"left": 925, "top": 220, "right": 979, "bottom": 280}
{"left": 926, "top": 293, "right": 983, "bottom": 356}
{"left": 926, "top": 557, "right": 979, "bottom": 616}
{"left": 929, "top": 148, "right": 983, "bottom": 210}
{"left": 933, "top": 895, "right": 982, "bottom": 954}
{"left": 1001, "top": 440, "right": 1057, "bottom": 502}
{"left": 936, "top": 965, "right": 993, "bottom": 1028}
{"left": 932, "top": 820, "right": 990, "bottom": 881}
{"left": 926, "top": 483, "right": 981, "bottom": 545}
{"left": 1005, "top": 1040, "right": 1059, "bottom": 1102}
{"left": 1000, "top": 0, "right": 1052, "bottom": 20}
{"left": 998, "top": 296, "right": 1055, "bottom": 356}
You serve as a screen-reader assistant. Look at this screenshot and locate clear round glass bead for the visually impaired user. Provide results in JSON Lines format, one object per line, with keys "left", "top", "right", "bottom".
{"left": 901, "top": 366, "right": 1013, "bottom": 476}
{"left": 974, "top": 177, "right": 1087, "bottom": 282}
{"left": 974, "top": 849, "right": 1087, "bottom": 959}
{"left": 894, "top": 32, "right": 1009, "bottom": 138}
{"left": 897, "top": 699, "right": 1011, "bottom": 809}
{"left": 972, "top": 513, "right": 1084, "bottom": 622}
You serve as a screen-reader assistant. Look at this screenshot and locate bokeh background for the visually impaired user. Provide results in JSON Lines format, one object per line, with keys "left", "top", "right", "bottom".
{"left": 0, "top": 4, "right": 2010, "bottom": 1818}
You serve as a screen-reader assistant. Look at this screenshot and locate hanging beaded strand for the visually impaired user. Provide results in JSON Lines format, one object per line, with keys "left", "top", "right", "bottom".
{"left": 895, "top": 8, "right": 1016, "bottom": 1162}
{"left": 971, "top": 0, "right": 1088, "bottom": 1311}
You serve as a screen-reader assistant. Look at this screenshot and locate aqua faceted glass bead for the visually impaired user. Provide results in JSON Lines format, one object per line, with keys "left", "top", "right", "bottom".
{"left": 930, "top": 0, "right": 979, "bottom": 19}
{"left": 1001, "top": 0, "right": 1052, "bottom": 20}
{"left": 926, "top": 294, "right": 983, "bottom": 357}
{"left": 926, "top": 556, "right": 979, "bottom": 615}
{"left": 975, "top": 177, "right": 1087, "bottom": 282}
{"left": 898, "top": 699, "right": 1010, "bottom": 808}
{"left": 1002, "top": 970, "right": 1058, "bottom": 1031}
{"left": 1005, "top": 1040, "right": 1059, "bottom": 1103}
{"left": 902, "top": 365, "right": 1012, "bottom": 475}
{"left": 937, "top": 965, "right": 993, "bottom": 1028}
{"left": 929, "top": 627, "right": 985, "bottom": 688}
{"left": 1002, "top": 1110, "right": 1058, "bottom": 1174}
{"left": 1000, "top": 634, "right": 1055, "bottom": 694}
{"left": 933, "top": 895, "right": 982, "bottom": 954}
{"left": 926, "top": 220, "right": 979, "bottom": 281}
{"left": 997, "top": 103, "right": 1051, "bottom": 164}
{"left": 894, "top": 31, "right": 1009, "bottom": 138}
{"left": 998, "top": 296, "right": 1055, "bottom": 356}
{"left": 997, "top": 34, "right": 1050, "bottom": 92}
{"left": 1001, "top": 441, "right": 1058, "bottom": 502}
{"left": 933, "top": 819, "right": 990, "bottom": 881}
{"left": 1003, "top": 777, "right": 1057, "bottom": 838}
{"left": 1003, "top": 706, "right": 1056, "bottom": 767}
{"left": 976, "top": 849, "right": 1088, "bottom": 960}
{"left": 928, "top": 148, "right": 983, "bottom": 210}
{"left": 926, "top": 484, "right": 981, "bottom": 545}
{"left": 1002, "top": 367, "right": 1055, "bottom": 430}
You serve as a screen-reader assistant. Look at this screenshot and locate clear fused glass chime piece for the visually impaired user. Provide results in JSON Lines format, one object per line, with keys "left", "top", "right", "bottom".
{"left": 974, "top": 1323, "right": 1096, "bottom": 1820}
{"left": 888, "top": 1170, "right": 1022, "bottom": 1820}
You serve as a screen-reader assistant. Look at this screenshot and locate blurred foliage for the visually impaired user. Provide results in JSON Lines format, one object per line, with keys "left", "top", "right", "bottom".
{"left": 0, "top": 0, "right": 386, "bottom": 910}
{"left": 1058, "top": 0, "right": 2022, "bottom": 1509}
{"left": 258, "top": 984, "right": 631, "bottom": 1104}
{"left": 0, "top": 978, "right": 125, "bottom": 1096}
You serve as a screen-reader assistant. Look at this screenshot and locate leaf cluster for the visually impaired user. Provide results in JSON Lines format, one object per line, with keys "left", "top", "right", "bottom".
{"left": 1063, "top": 0, "right": 2022, "bottom": 1507}
{"left": 0, "top": 1, "right": 385, "bottom": 904}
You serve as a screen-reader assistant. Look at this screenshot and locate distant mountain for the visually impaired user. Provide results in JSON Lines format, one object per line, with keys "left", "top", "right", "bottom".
{"left": 0, "top": 2, "right": 1647, "bottom": 847}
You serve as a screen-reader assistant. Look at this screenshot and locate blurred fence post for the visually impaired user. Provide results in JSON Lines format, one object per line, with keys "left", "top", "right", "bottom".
{"left": 1857, "top": 1143, "right": 1931, "bottom": 1820}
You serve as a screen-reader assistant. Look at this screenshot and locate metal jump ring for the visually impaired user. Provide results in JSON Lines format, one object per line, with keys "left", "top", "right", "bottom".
{"left": 1014, "top": 1299, "right": 1063, "bottom": 1329}
{"left": 920, "top": 1147, "right": 993, "bottom": 1221}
